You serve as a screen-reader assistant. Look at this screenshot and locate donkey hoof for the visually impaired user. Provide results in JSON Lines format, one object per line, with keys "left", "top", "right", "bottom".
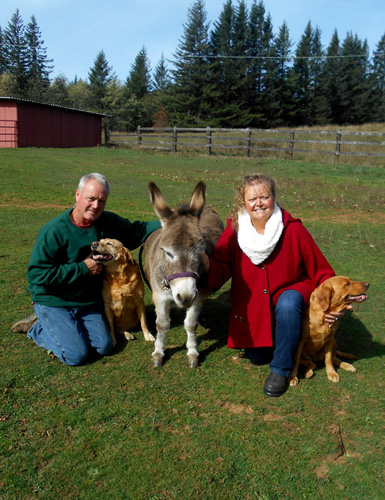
{"left": 187, "top": 356, "right": 199, "bottom": 368}
{"left": 152, "top": 355, "right": 164, "bottom": 368}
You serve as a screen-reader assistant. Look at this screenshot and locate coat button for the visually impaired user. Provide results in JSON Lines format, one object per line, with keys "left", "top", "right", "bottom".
{"left": 239, "top": 317, "right": 243, "bottom": 322}
{"left": 263, "top": 289, "right": 268, "bottom": 294}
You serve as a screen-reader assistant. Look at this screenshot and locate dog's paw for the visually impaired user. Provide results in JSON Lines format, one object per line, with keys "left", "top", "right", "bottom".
{"left": 340, "top": 362, "right": 356, "bottom": 373}
{"left": 144, "top": 332, "right": 155, "bottom": 342}
{"left": 289, "top": 377, "right": 299, "bottom": 387}
{"left": 123, "top": 331, "right": 135, "bottom": 341}
{"left": 327, "top": 371, "right": 340, "bottom": 383}
{"left": 304, "top": 368, "right": 314, "bottom": 379}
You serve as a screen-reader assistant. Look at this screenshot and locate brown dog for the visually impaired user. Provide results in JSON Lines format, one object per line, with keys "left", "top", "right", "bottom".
{"left": 289, "top": 276, "right": 369, "bottom": 386}
{"left": 91, "top": 239, "right": 155, "bottom": 345}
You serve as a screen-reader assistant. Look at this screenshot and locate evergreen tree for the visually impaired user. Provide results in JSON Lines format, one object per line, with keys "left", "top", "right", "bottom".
{"left": 210, "top": 0, "right": 251, "bottom": 126}
{"left": 290, "top": 22, "right": 327, "bottom": 125}
{"left": 247, "top": 1, "right": 278, "bottom": 126}
{"left": 273, "top": 21, "right": 295, "bottom": 125}
{"left": 25, "top": 15, "right": 53, "bottom": 101}
{"left": 170, "top": 0, "right": 214, "bottom": 125}
{"left": 88, "top": 50, "right": 114, "bottom": 111}
{"left": 322, "top": 30, "right": 344, "bottom": 123}
{"left": 153, "top": 53, "right": 170, "bottom": 92}
{"left": 0, "top": 28, "right": 6, "bottom": 75}
{"left": 3, "top": 9, "right": 29, "bottom": 96}
{"left": 339, "top": 32, "right": 372, "bottom": 124}
{"left": 126, "top": 46, "right": 152, "bottom": 99}
{"left": 370, "top": 33, "right": 385, "bottom": 122}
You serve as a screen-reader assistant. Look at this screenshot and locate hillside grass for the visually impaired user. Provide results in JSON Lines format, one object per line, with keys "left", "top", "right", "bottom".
{"left": 0, "top": 147, "right": 384, "bottom": 500}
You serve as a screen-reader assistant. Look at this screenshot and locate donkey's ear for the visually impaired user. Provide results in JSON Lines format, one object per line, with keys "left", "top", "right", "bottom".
{"left": 148, "top": 182, "right": 173, "bottom": 224}
{"left": 189, "top": 181, "right": 206, "bottom": 216}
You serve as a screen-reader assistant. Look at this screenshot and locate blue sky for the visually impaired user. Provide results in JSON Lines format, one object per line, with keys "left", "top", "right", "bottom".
{"left": 1, "top": 0, "right": 384, "bottom": 82}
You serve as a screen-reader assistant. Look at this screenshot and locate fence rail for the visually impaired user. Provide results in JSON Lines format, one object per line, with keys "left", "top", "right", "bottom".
{"left": 107, "top": 126, "right": 385, "bottom": 163}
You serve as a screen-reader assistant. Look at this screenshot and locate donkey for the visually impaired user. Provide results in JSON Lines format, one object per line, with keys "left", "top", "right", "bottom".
{"left": 144, "top": 181, "right": 224, "bottom": 368}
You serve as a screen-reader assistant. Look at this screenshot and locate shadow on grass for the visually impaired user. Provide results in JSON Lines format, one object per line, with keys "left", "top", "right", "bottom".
{"left": 113, "top": 291, "right": 231, "bottom": 366}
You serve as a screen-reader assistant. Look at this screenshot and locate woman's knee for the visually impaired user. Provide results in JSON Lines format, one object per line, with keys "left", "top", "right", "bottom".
{"left": 96, "top": 334, "right": 114, "bottom": 356}
{"left": 276, "top": 290, "right": 304, "bottom": 316}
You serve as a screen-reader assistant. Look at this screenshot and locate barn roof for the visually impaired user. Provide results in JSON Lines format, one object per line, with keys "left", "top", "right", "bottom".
{"left": 0, "top": 96, "right": 108, "bottom": 117}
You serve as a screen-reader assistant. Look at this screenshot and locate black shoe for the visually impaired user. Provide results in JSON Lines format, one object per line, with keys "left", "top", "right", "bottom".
{"left": 263, "top": 372, "right": 289, "bottom": 397}
{"left": 11, "top": 313, "right": 37, "bottom": 333}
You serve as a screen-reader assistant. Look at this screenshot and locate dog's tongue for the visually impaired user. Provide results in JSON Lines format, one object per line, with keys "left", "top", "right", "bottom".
{"left": 347, "top": 294, "right": 367, "bottom": 303}
{"left": 92, "top": 253, "right": 112, "bottom": 261}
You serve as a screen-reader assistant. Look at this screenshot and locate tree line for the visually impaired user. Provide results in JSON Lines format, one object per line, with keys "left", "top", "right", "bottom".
{"left": 1, "top": 2, "right": 385, "bottom": 131}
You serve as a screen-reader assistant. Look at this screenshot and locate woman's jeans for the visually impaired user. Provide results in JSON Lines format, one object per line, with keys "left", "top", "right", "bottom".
{"left": 27, "top": 303, "right": 113, "bottom": 366}
{"left": 247, "top": 290, "right": 304, "bottom": 377}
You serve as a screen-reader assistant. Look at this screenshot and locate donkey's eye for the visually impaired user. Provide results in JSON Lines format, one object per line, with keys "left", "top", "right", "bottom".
{"left": 162, "top": 248, "right": 174, "bottom": 259}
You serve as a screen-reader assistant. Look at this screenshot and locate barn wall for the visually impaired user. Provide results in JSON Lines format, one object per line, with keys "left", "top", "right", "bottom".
{"left": 0, "top": 102, "right": 18, "bottom": 147}
{"left": 17, "top": 102, "right": 102, "bottom": 147}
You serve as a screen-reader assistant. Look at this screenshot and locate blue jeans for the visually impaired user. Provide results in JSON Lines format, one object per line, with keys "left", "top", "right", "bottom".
{"left": 246, "top": 290, "right": 304, "bottom": 377}
{"left": 28, "top": 303, "right": 113, "bottom": 366}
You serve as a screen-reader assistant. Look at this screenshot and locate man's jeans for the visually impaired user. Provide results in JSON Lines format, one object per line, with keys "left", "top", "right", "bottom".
{"left": 28, "top": 303, "right": 113, "bottom": 366}
{"left": 246, "top": 289, "right": 304, "bottom": 377}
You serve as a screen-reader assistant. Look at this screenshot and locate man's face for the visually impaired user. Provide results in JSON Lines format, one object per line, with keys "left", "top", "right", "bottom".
{"left": 74, "top": 180, "right": 109, "bottom": 224}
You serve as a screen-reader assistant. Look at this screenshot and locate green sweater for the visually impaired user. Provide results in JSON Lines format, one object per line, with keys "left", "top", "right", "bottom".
{"left": 27, "top": 209, "right": 161, "bottom": 307}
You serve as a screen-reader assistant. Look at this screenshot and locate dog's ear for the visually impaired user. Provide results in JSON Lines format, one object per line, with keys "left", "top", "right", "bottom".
{"left": 313, "top": 281, "right": 333, "bottom": 312}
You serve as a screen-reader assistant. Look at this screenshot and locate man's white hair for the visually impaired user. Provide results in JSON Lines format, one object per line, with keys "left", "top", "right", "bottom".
{"left": 78, "top": 173, "right": 110, "bottom": 195}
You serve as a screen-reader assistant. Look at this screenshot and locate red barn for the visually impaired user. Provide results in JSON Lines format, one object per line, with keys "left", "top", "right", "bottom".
{"left": 0, "top": 97, "right": 105, "bottom": 148}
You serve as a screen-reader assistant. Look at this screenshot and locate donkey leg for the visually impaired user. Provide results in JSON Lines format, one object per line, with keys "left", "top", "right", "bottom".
{"left": 152, "top": 296, "right": 171, "bottom": 367}
{"left": 184, "top": 296, "right": 203, "bottom": 368}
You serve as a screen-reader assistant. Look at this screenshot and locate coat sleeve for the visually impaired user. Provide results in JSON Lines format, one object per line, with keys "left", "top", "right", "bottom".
{"left": 203, "top": 221, "right": 235, "bottom": 292}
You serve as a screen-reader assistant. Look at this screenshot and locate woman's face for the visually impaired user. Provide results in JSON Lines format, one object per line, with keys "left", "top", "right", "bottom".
{"left": 244, "top": 182, "right": 275, "bottom": 230}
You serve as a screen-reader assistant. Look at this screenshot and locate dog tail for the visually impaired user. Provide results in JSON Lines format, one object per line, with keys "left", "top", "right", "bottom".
{"left": 335, "top": 350, "right": 359, "bottom": 360}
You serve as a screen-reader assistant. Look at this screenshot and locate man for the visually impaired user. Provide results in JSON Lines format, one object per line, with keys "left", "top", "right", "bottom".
{"left": 12, "top": 173, "right": 160, "bottom": 366}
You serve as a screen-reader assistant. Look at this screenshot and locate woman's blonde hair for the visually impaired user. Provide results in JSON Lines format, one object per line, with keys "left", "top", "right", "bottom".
{"left": 231, "top": 174, "right": 277, "bottom": 231}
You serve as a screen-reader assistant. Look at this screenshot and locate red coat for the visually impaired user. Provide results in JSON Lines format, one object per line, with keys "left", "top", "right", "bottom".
{"left": 205, "top": 208, "right": 335, "bottom": 349}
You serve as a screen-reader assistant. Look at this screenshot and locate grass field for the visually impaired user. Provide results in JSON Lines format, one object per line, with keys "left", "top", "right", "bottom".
{"left": 0, "top": 147, "right": 384, "bottom": 499}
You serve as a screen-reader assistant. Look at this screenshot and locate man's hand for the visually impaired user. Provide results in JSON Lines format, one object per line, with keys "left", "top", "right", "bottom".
{"left": 84, "top": 253, "right": 103, "bottom": 275}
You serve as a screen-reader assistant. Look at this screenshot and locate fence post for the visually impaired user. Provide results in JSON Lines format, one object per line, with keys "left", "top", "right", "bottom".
{"left": 137, "top": 126, "right": 142, "bottom": 147}
{"left": 334, "top": 131, "right": 341, "bottom": 163}
{"left": 172, "top": 127, "right": 178, "bottom": 153}
{"left": 245, "top": 128, "right": 251, "bottom": 158}
{"left": 206, "top": 127, "right": 212, "bottom": 155}
{"left": 103, "top": 122, "right": 110, "bottom": 146}
{"left": 287, "top": 131, "right": 295, "bottom": 159}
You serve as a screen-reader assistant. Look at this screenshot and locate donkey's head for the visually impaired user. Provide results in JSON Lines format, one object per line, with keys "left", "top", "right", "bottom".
{"left": 149, "top": 181, "right": 207, "bottom": 308}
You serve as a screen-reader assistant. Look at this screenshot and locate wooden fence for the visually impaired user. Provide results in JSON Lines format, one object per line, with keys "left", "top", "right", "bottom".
{"left": 107, "top": 126, "right": 385, "bottom": 163}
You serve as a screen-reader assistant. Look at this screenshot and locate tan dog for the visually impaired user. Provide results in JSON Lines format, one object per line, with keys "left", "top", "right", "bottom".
{"left": 290, "top": 276, "right": 369, "bottom": 386}
{"left": 91, "top": 239, "right": 155, "bottom": 345}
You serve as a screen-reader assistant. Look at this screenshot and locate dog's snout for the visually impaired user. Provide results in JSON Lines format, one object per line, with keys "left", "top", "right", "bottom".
{"left": 364, "top": 282, "right": 370, "bottom": 289}
{"left": 91, "top": 241, "right": 99, "bottom": 250}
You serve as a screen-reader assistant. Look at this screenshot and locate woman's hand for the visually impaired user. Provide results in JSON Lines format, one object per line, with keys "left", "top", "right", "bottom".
{"left": 324, "top": 305, "right": 353, "bottom": 325}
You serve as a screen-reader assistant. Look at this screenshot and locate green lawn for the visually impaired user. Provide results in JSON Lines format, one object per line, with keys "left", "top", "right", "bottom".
{"left": 0, "top": 147, "right": 384, "bottom": 499}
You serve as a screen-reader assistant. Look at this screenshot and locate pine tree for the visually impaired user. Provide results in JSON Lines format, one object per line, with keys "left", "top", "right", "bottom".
{"left": 153, "top": 53, "right": 170, "bottom": 92}
{"left": 290, "top": 22, "right": 327, "bottom": 125}
{"left": 126, "top": 46, "right": 152, "bottom": 99}
{"left": 88, "top": 50, "right": 114, "bottom": 111}
{"left": 25, "top": 15, "right": 53, "bottom": 101}
{"left": 210, "top": 0, "right": 252, "bottom": 126}
{"left": 0, "top": 28, "right": 6, "bottom": 75}
{"left": 322, "top": 30, "right": 344, "bottom": 123}
{"left": 170, "top": 0, "right": 214, "bottom": 125}
{"left": 273, "top": 21, "right": 295, "bottom": 125}
{"left": 370, "top": 33, "right": 385, "bottom": 122}
{"left": 3, "top": 9, "right": 29, "bottom": 96}
{"left": 339, "top": 32, "right": 372, "bottom": 124}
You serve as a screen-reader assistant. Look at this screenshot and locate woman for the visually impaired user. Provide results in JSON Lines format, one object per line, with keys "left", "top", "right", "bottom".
{"left": 201, "top": 174, "right": 338, "bottom": 397}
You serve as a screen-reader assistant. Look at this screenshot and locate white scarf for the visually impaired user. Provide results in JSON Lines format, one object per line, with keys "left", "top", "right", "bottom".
{"left": 237, "top": 203, "right": 284, "bottom": 265}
